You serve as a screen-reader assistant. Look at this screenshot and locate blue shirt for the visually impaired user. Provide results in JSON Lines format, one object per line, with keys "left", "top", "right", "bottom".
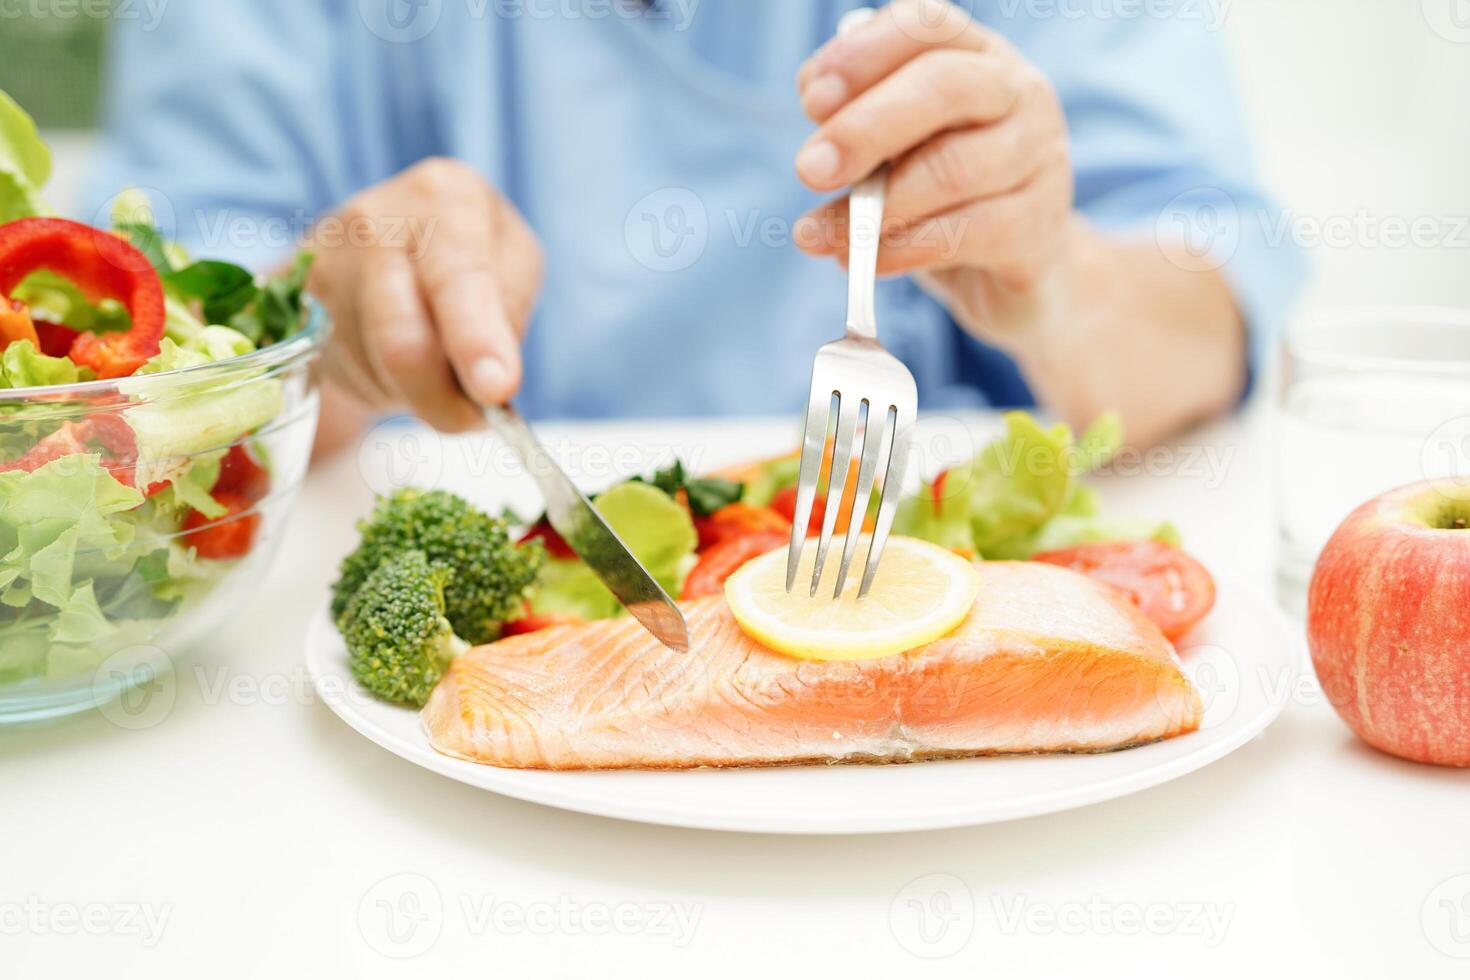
{"left": 92, "top": 0, "right": 1303, "bottom": 420}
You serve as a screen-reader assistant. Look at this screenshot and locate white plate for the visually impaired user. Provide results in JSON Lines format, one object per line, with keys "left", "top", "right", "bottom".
{"left": 305, "top": 577, "right": 1299, "bottom": 835}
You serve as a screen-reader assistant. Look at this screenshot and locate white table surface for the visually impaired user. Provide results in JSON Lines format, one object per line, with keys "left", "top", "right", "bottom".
{"left": 4, "top": 408, "right": 1468, "bottom": 979}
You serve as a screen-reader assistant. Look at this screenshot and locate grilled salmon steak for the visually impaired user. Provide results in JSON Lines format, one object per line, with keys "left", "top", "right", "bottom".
{"left": 422, "top": 561, "right": 1203, "bottom": 769}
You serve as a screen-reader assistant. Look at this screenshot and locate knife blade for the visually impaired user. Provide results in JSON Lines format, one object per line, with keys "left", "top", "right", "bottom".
{"left": 485, "top": 405, "right": 691, "bottom": 652}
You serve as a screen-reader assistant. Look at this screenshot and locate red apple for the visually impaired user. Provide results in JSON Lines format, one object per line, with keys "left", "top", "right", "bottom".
{"left": 1307, "top": 480, "right": 1470, "bottom": 766}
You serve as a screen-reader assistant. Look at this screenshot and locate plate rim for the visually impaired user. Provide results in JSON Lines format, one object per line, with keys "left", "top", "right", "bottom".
{"left": 305, "top": 575, "right": 1299, "bottom": 834}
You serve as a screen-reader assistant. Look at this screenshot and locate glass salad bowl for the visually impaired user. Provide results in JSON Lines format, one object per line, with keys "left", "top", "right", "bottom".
{"left": 0, "top": 301, "right": 327, "bottom": 723}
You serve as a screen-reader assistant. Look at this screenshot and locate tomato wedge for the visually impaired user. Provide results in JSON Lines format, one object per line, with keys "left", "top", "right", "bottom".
{"left": 181, "top": 491, "right": 262, "bottom": 560}
{"left": 517, "top": 520, "right": 576, "bottom": 560}
{"left": 214, "top": 444, "right": 270, "bottom": 503}
{"left": 502, "top": 611, "right": 585, "bottom": 637}
{"left": 694, "top": 502, "right": 789, "bottom": 551}
{"left": 680, "top": 531, "right": 789, "bottom": 600}
{"left": 769, "top": 485, "right": 824, "bottom": 538}
{"left": 1032, "top": 540, "right": 1215, "bottom": 641}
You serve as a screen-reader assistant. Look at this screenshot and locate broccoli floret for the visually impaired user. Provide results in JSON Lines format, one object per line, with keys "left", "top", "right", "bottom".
{"left": 341, "top": 550, "right": 468, "bottom": 707}
{"left": 331, "top": 488, "right": 543, "bottom": 644}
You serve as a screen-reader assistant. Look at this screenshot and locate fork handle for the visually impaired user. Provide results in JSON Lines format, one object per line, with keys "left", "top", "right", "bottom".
{"left": 837, "top": 7, "right": 885, "bottom": 343}
{"left": 845, "top": 166, "right": 886, "bottom": 342}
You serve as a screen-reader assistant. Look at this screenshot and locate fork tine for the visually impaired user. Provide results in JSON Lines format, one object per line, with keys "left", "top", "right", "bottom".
{"left": 808, "top": 392, "right": 860, "bottom": 597}
{"left": 858, "top": 406, "right": 915, "bottom": 598}
{"left": 831, "top": 402, "right": 888, "bottom": 598}
{"left": 785, "top": 388, "right": 835, "bottom": 592}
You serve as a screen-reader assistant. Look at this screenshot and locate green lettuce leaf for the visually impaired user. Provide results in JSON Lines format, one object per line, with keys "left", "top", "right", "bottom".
{"left": 1025, "top": 515, "right": 1181, "bottom": 555}
{"left": 893, "top": 410, "right": 1175, "bottom": 561}
{"left": 529, "top": 481, "right": 698, "bottom": 621}
{"left": 0, "top": 88, "right": 52, "bottom": 222}
{"left": 0, "top": 339, "right": 84, "bottom": 389}
{"left": 0, "top": 455, "right": 145, "bottom": 653}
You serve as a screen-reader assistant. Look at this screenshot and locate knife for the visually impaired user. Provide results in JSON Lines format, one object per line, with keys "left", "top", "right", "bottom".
{"left": 485, "top": 404, "right": 691, "bottom": 652}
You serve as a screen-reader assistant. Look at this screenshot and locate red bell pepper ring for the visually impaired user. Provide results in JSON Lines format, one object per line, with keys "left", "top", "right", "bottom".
{"left": 0, "top": 217, "right": 165, "bottom": 378}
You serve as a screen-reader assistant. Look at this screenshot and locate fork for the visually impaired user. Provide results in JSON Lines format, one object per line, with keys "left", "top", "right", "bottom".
{"left": 785, "top": 7, "right": 919, "bottom": 601}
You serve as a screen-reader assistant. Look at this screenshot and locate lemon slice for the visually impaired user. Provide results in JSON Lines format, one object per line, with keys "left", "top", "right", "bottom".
{"left": 724, "top": 536, "right": 981, "bottom": 661}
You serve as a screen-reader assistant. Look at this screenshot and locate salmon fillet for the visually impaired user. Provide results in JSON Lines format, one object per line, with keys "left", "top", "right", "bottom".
{"left": 422, "top": 561, "right": 1204, "bottom": 770}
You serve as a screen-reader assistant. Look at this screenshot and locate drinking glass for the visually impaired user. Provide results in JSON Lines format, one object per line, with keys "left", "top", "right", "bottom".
{"left": 1276, "top": 308, "right": 1470, "bottom": 615}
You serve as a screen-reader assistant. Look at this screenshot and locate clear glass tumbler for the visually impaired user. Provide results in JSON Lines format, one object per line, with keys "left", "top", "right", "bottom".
{"left": 1276, "top": 307, "right": 1470, "bottom": 615}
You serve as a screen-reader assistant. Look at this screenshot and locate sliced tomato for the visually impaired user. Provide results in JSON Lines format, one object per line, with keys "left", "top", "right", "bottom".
{"left": 769, "top": 485, "right": 826, "bottom": 538}
{"left": 502, "top": 611, "right": 585, "bottom": 637}
{"left": 694, "top": 502, "right": 790, "bottom": 551}
{"left": 517, "top": 520, "right": 576, "bottom": 560}
{"left": 681, "top": 530, "right": 789, "bottom": 600}
{"left": 182, "top": 491, "right": 261, "bottom": 561}
{"left": 1032, "top": 540, "right": 1215, "bottom": 641}
{"left": 214, "top": 444, "right": 270, "bottom": 503}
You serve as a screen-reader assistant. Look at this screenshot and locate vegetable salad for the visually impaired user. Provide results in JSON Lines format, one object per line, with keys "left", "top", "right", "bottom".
{"left": 0, "top": 90, "right": 313, "bottom": 685}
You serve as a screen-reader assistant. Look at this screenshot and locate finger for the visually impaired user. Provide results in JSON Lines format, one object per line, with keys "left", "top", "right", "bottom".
{"left": 798, "top": 1, "right": 1000, "bottom": 119}
{"left": 486, "top": 196, "right": 544, "bottom": 339}
{"left": 797, "top": 114, "right": 1048, "bottom": 253}
{"left": 413, "top": 202, "right": 524, "bottom": 406}
{"left": 316, "top": 259, "right": 393, "bottom": 409}
{"left": 873, "top": 168, "right": 1072, "bottom": 278}
{"left": 360, "top": 247, "right": 484, "bottom": 433}
{"left": 885, "top": 113, "right": 1050, "bottom": 223}
{"left": 793, "top": 199, "right": 846, "bottom": 257}
{"left": 795, "top": 49, "right": 1018, "bottom": 191}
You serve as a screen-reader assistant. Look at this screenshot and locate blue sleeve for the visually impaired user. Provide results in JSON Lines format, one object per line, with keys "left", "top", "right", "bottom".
{"left": 88, "top": 0, "right": 396, "bottom": 270}
{"left": 974, "top": 3, "right": 1308, "bottom": 391}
